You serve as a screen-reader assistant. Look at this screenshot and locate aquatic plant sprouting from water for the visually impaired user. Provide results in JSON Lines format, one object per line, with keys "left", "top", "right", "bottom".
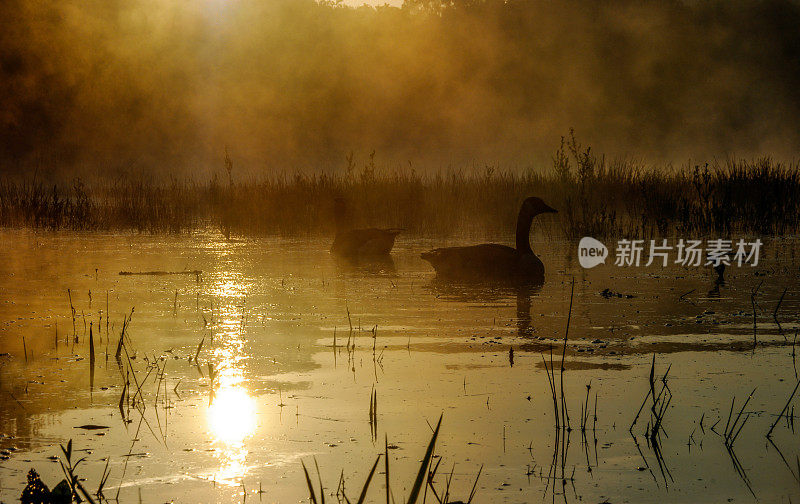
{"left": 767, "top": 379, "right": 800, "bottom": 439}
{"left": 19, "top": 441, "right": 110, "bottom": 504}
{"left": 629, "top": 355, "right": 673, "bottom": 486}
{"left": 57, "top": 439, "right": 99, "bottom": 504}
{"left": 300, "top": 415, "right": 481, "bottom": 504}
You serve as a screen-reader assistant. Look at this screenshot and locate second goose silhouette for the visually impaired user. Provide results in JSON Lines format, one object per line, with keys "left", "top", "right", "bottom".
{"left": 330, "top": 198, "right": 402, "bottom": 257}
{"left": 421, "top": 197, "right": 557, "bottom": 282}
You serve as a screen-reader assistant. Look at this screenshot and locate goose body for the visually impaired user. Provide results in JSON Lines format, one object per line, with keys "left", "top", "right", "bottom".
{"left": 421, "top": 197, "right": 556, "bottom": 282}
{"left": 330, "top": 198, "right": 401, "bottom": 257}
{"left": 331, "top": 228, "right": 402, "bottom": 256}
{"left": 421, "top": 244, "right": 544, "bottom": 281}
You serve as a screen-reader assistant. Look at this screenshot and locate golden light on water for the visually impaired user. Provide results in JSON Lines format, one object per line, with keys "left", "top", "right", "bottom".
{"left": 208, "top": 385, "right": 256, "bottom": 444}
{"left": 205, "top": 265, "right": 258, "bottom": 483}
{"left": 207, "top": 380, "right": 256, "bottom": 483}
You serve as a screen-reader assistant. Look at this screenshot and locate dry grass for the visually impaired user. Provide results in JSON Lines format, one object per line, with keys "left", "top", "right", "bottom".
{"left": 1, "top": 138, "right": 798, "bottom": 239}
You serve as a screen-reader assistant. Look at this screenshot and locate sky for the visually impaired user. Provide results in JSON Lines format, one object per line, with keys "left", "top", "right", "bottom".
{"left": 1, "top": 0, "right": 799, "bottom": 178}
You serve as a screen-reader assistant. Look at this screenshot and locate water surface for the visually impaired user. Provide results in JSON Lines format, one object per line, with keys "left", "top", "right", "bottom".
{"left": 0, "top": 229, "right": 798, "bottom": 503}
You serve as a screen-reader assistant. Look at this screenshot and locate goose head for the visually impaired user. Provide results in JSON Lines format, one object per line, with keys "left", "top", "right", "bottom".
{"left": 521, "top": 197, "right": 558, "bottom": 217}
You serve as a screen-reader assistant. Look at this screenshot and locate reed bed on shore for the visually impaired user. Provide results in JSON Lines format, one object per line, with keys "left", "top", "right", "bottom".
{"left": 2, "top": 138, "right": 799, "bottom": 239}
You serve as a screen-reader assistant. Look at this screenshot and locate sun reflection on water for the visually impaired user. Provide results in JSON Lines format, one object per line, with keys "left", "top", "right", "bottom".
{"left": 208, "top": 385, "right": 256, "bottom": 444}
{"left": 207, "top": 380, "right": 256, "bottom": 483}
{"left": 205, "top": 267, "right": 257, "bottom": 484}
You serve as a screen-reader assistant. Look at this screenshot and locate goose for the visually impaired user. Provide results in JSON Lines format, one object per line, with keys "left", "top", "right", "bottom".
{"left": 330, "top": 198, "right": 402, "bottom": 257}
{"left": 421, "top": 197, "right": 557, "bottom": 282}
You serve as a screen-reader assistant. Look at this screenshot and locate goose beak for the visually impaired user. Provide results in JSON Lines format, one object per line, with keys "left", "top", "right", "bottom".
{"left": 543, "top": 204, "right": 558, "bottom": 214}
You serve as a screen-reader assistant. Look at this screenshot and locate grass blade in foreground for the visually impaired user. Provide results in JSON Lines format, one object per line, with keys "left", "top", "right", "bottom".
{"left": 407, "top": 414, "right": 442, "bottom": 504}
{"left": 301, "top": 460, "right": 318, "bottom": 504}
{"left": 356, "top": 455, "right": 382, "bottom": 504}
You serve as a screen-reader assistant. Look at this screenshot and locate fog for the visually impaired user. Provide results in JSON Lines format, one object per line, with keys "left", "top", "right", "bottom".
{"left": 1, "top": 0, "right": 799, "bottom": 179}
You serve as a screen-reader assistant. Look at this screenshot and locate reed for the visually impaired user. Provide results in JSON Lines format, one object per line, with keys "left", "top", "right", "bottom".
{"left": 57, "top": 440, "right": 98, "bottom": 504}
{"left": 3, "top": 139, "right": 800, "bottom": 239}
{"left": 721, "top": 390, "right": 757, "bottom": 496}
{"left": 67, "top": 289, "right": 76, "bottom": 340}
{"left": 368, "top": 386, "right": 378, "bottom": 442}
{"left": 89, "top": 323, "right": 95, "bottom": 390}
{"left": 629, "top": 354, "right": 673, "bottom": 485}
{"left": 301, "top": 415, "right": 447, "bottom": 504}
{"left": 766, "top": 379, "right": 800, "bottom": 438}
{"left": 723, "top": 389, "right": 756, "bottom": 448}
{"left": 751, "top": 281, "right": 763, "bottom": 348}
{"left": 193, "top": 337, "right": 204, "bottom": 364}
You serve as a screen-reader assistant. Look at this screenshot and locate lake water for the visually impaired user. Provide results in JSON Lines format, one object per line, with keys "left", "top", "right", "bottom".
{"left": 0, "top": 229, "right": 798, "bottom": 503}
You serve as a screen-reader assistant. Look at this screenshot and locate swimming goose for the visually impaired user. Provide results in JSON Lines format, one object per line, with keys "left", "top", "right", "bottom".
{"left": 330, "top": 198, "right": 402, "bottom": 257}
{"left": 421, "top": 197, "right": 557, "bottom": 282}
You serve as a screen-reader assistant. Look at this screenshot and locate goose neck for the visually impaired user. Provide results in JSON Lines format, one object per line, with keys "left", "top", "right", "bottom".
{"left": 515, "top": 208, "right": 534, "bottom": 254}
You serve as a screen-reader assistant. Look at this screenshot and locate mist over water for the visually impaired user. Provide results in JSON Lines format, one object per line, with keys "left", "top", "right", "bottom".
{"left": 2, "top": 0, "right": 799, "bottom": 179}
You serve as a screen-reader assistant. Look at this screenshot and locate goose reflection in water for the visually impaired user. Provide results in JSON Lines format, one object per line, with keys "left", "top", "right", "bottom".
{"left": 332, "top": 253, "right": 397, "bottom": 276}
{"left": 427, "top": 279, "right": 542, "bottom": 339}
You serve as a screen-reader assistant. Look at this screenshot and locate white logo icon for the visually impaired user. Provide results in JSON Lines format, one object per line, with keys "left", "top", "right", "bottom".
{"left": 578, "top": 237, "right": 608, "bottom": 268}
